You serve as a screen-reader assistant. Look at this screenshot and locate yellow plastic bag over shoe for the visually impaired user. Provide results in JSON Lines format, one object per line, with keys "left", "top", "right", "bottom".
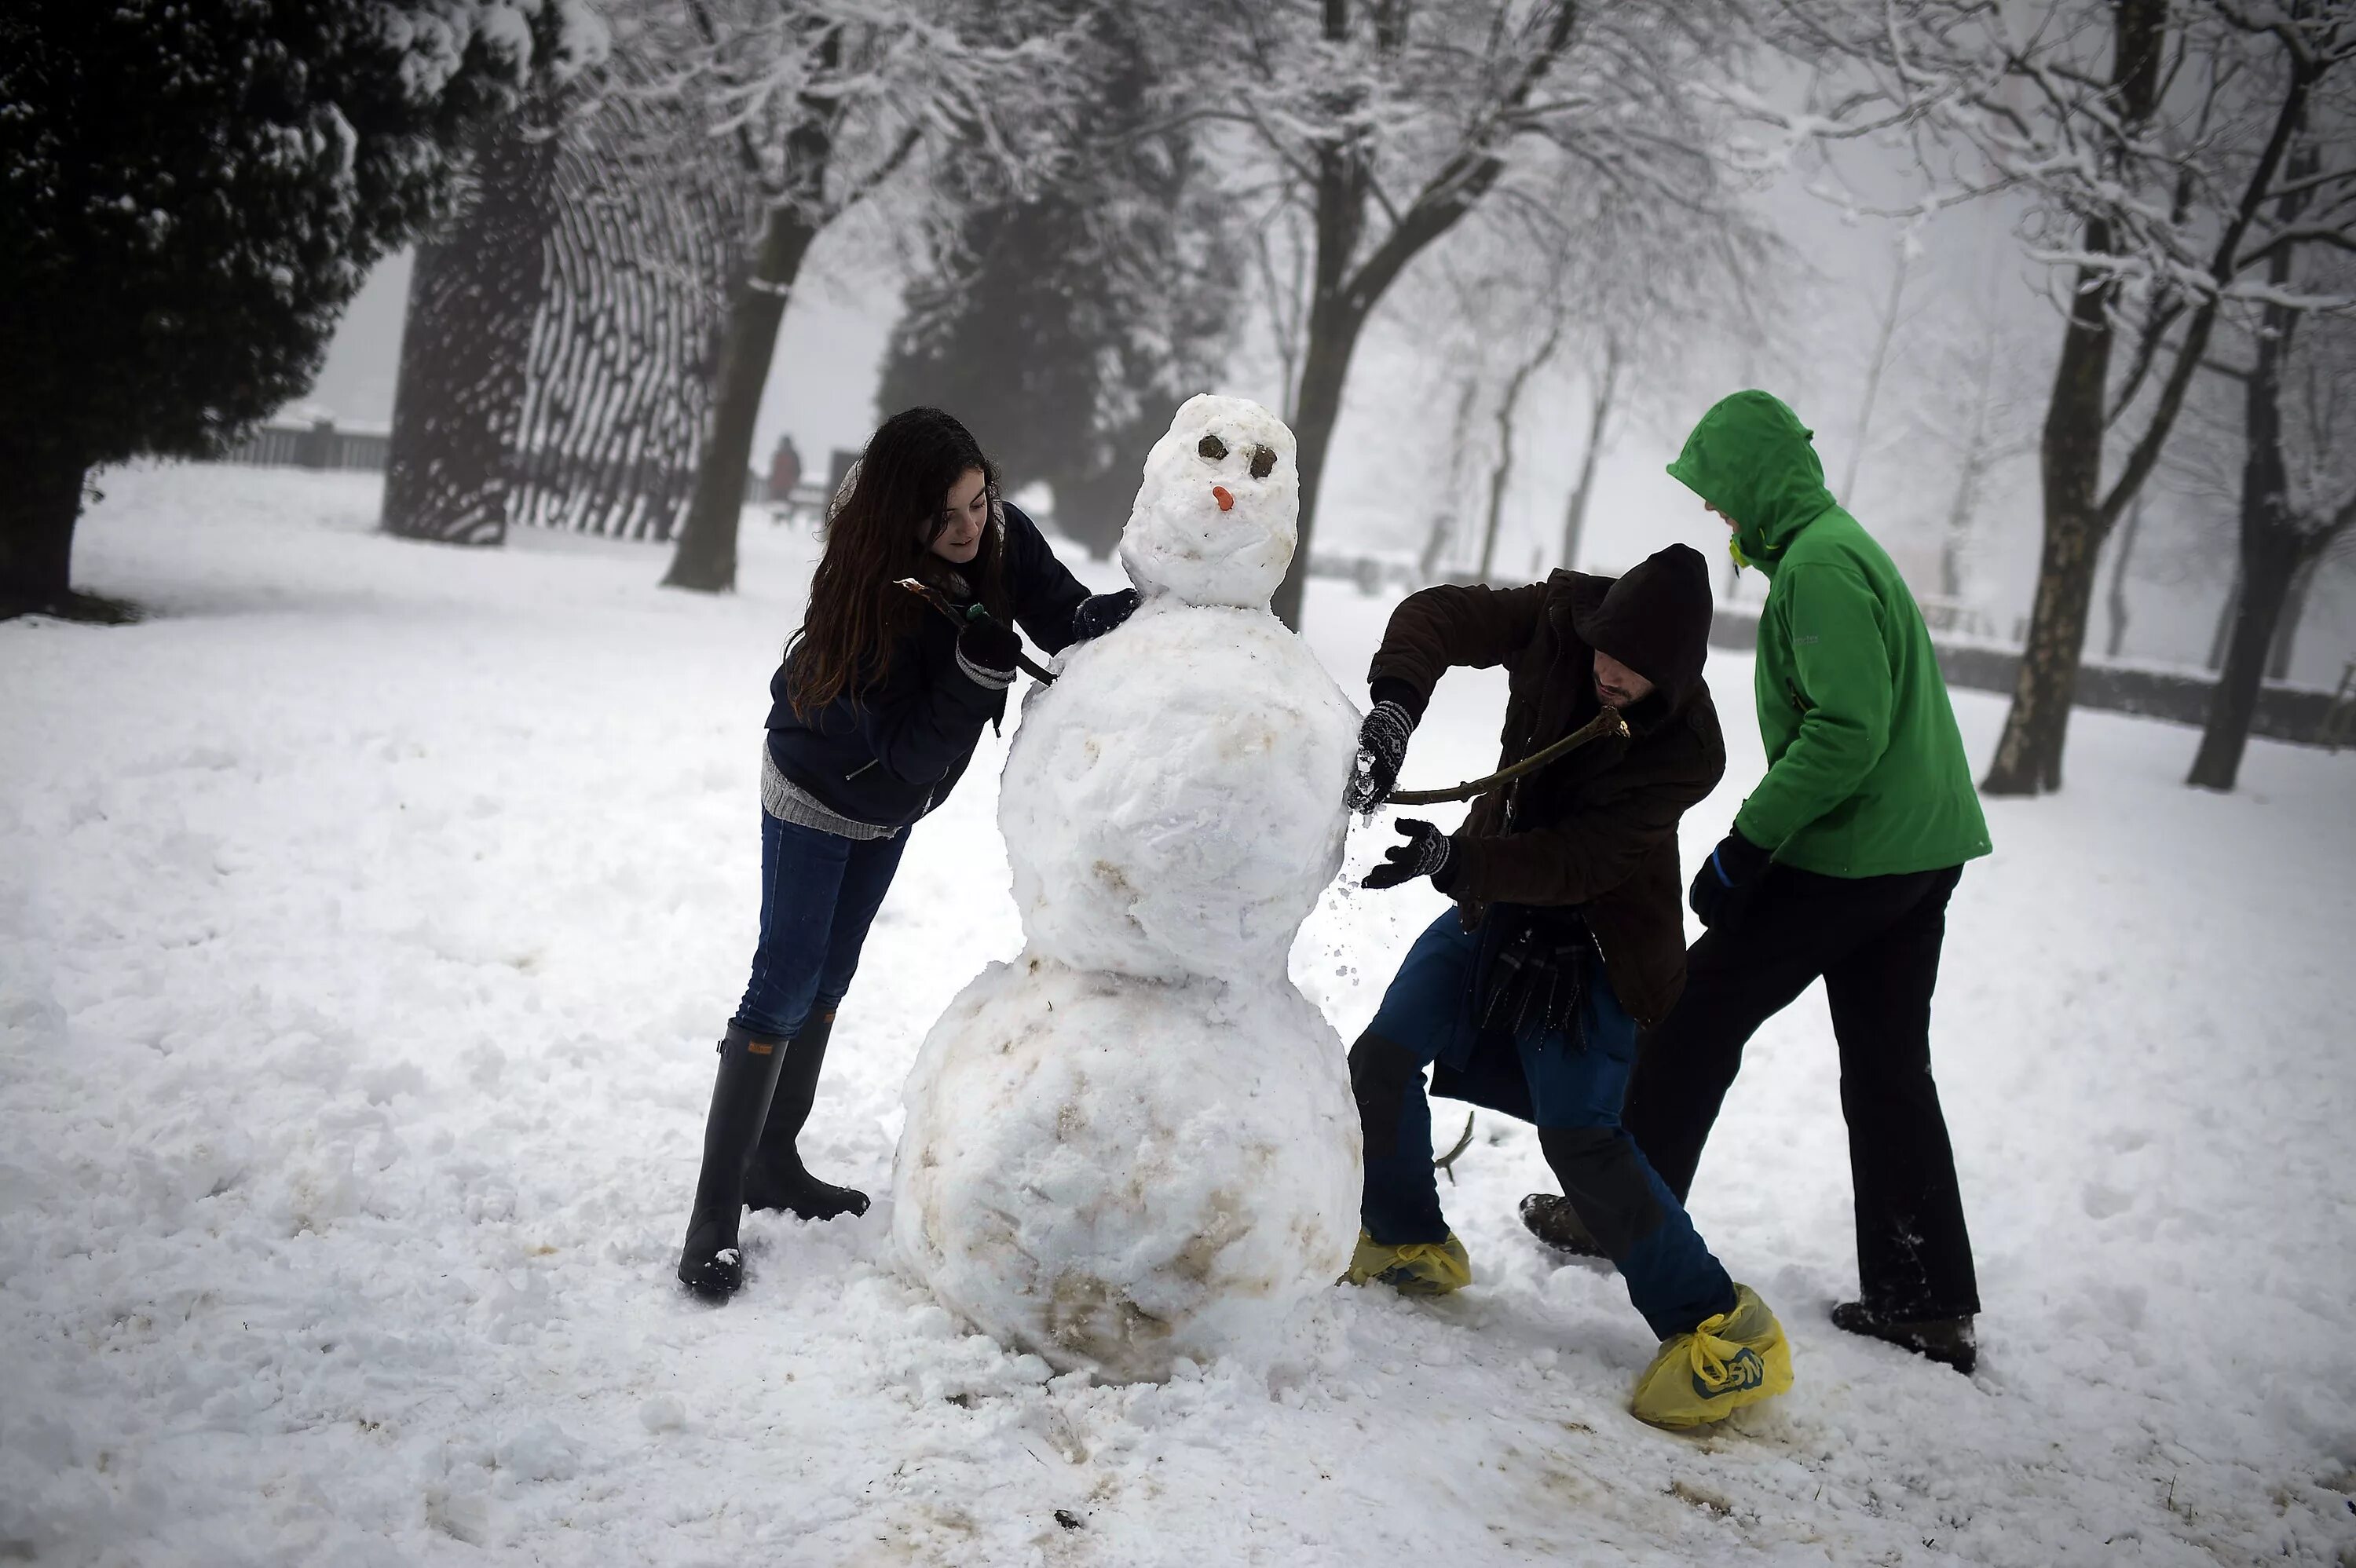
{"left": 1630, "top": 1282, "right": 1794, "bottom": 1429}
{"left": 1342, "top": 1230, "right": 1472, "bottom": 1296}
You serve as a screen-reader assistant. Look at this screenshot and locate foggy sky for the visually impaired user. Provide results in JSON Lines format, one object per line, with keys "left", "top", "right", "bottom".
{"left": 299, "top": 129, "right": 2354, "bottom": 689}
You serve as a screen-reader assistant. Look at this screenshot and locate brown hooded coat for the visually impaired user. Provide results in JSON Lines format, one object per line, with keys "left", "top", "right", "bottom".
{"left": 1366, "top": 544, "right": 1724, "bottom": 1029}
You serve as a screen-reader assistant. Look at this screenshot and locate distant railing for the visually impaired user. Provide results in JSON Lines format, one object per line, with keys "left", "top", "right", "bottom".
{"left": 1710, "top": 605, "right": 2348, "bottom": 749}
{"left": 218, "top": 418, "right": 391, "bottom": 473}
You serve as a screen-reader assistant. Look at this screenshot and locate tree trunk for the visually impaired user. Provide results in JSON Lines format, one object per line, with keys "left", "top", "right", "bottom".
{"left": 1475, "top": 326, "right": 1557, "bottom": 583}
{"left": 1842, "top": 243, "right": 1912, "bottom": 503}
{"left": 1275, "top": 300, "right": 1367, "bottom": 624}
{"left": 2187, "top": 533, "right": 2299, "bottom": 790}
{"left": 382, "top": 113, "right": 562, "bottom": 546}
{"left": 1939, "top": 313, "right": 2002, "bottom": 605}
{"left": 1982, "top": 0, "right": 2171, "bottom": 796}
{"left": 1937, "top": 474, "right": 1974, "bottom": 602}
{"left": 1983, "top": 256, "right": 2116, "bottom": 796}
{"left": 2104, "top": 492, "right": 2144, "bottom": 660}
{"left": 2207, "top": 573, "right": 2239, "bottom": 671}
{"left": 1560, "top": 336, "right": 1621, "bottom": 573}
{"left": 2189, "top": 133, "right": 2318, "bottom": 791}
{"left": 663, "top": 199, "right": 821, "bottom": 593}
{"left": 2188, "top": 256, "right": 2305, "bottom": 791}
{"left": 1418, "top": 375, "right": 1481, "bottom": 579}
{"left": 0, "top": 443, "right": 93, "bottom": 620}
{"left": 2266, "top": 553, "right": 2319, "bottom": 680}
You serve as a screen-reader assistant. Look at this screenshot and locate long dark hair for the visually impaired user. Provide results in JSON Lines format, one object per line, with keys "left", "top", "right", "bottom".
{"left": 786, "top": 407, "right": 1012, "bottom": 718}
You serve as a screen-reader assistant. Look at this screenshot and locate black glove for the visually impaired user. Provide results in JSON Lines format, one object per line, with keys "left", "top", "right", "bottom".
{"left": 1689, "top": 826, "right": 1772, "bottom": 929}
{"left": 1346, "top": 699, "right": 1417, "bottom": 813}
{"left": 954, "top": 615, "right": 1023, "bottom": 688}
{"left": 1363, "top": 817, "right": 1453, "bottom": 890}
{"left": 1070, "top": 587, "right": 1140, "bottom": 642}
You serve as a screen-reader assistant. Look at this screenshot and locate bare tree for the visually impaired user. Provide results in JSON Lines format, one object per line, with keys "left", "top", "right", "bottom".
{"left": 1398, "top": 152, "right": 1775, "bottom": 589}
{"left": 1250, "top": 197, "right": 1315, "bottom": 423}
{"left": 2104, "top": 494, "right": 2146, "bottom": 659}
{"left": 659, "top": 0, "right": 1070, "bottom": 594}
{"left": 1768, "top": 1, "right": 2356, "bottom": 795}
{"left": 1418, "top": 372, "right": 1483, "bottom": 579}
{"left": 1891, "top": 263, "right": 2042, "bottom": 613}
{"left": 1560, "top": 331, "right": 1623, "bottom": 574}
{"left": 1841, "top": 232, "right": 1922, "bottom": 503}
{"left": 1175, "top": 0, "right": 1754, "bottom": 627}
{"left": 2190, "top": 245, "right": 2356, "bottom": 789}
{"left": 1475, "top": 322, "right": 1563, "bottom": 582}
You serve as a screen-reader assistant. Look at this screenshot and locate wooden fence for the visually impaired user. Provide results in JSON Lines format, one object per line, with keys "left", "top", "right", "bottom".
{"left": 218, "top": 420, "right": 392, "bottom": 473}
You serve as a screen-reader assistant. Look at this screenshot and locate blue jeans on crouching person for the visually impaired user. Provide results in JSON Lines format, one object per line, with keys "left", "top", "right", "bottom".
{"left": 1354, "top": 911, "right": 1736, "bottom": 1340}
{"left": 732, "top": 813, "right": 909, "bottom": 1041}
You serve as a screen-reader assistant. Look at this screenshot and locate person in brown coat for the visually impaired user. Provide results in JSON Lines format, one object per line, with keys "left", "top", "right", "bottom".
{"left": 1340, "top": 543, "right": 1794, "bottom": 1428}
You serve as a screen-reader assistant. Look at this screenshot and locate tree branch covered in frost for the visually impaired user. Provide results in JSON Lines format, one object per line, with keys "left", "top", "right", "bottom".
{"left": 1764, "top": 2, "right": 2356, "bottom": 311}
{"left": 1760, "top": 0, "right": 2356, "bottom": 533}
{"left": 625, "top": 0, "right": 1078, "bottom": 233}
{"left": 1176, "top": 0, "right": 1753, "bottom": 317}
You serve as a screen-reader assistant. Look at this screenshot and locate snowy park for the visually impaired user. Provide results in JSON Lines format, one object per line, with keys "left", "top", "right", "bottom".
{"left": 5, "top": 465, "right": 2354, "bottom": 1564}
{"left": 12, "top": 2, "right": 2356, "bottom": 1563}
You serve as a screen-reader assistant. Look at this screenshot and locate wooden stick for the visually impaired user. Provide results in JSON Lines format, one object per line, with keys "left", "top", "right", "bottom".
{"left": 1385, "top": 706, "right": 1629, "bottom": 806}
{"left": 894, "top": 577, "right": 1058, "bottom": 685}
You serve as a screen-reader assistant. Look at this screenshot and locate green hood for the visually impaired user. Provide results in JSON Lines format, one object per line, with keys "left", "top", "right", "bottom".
{"left": 1666, "top": 391, "right": 1837, "bottom": 574}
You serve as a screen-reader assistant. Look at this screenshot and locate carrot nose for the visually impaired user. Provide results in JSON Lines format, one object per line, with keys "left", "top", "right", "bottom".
{"left": 1213, "top": 485, "right": 1234, "bottom": 512}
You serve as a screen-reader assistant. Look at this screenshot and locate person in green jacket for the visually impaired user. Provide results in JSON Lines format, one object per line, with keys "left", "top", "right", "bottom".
{"left": 1604, "top": 390, "right": 1989, "bottom": 1372}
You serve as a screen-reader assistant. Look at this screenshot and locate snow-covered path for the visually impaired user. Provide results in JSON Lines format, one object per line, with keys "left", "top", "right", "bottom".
{"left": 5, "top": 466, "right": 2353, "bottom": 1566}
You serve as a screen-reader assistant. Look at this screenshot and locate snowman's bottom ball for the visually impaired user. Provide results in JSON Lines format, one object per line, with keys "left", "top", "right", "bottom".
{"left": 892, "top": 956, "right": 1360, "bottom": 1383}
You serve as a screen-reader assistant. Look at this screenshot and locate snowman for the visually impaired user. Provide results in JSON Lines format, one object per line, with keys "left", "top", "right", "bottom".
{"left": 891, "top": 394, "right": 1363, "bottom": 1383}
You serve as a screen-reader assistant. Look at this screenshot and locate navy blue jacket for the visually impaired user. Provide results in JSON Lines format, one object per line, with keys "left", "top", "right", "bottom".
{"left": 763, "top": 503, "right": 1091, "bottom": 829}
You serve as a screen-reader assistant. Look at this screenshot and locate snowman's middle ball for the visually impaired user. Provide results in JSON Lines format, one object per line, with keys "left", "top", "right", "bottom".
{"left": 1002, "top": 604, "right": 1359, "bottom": 983}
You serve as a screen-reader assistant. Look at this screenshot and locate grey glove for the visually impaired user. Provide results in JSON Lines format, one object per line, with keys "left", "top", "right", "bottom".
{"left": 1346, "top": 700, "right": 1417, "bottom": 813}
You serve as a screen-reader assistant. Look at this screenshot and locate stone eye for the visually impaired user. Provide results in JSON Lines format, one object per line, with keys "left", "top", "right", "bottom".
{"left": 1198, "top": 433, "right": 1227, "bottom": 462}
{"left": 1249, "top": 445, "right": 1275, "bottom": 479}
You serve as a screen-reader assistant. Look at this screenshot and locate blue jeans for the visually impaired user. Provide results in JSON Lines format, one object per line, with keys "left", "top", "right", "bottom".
{"left": 731, "top": 813, "right": 909, "bottom": 1040}
{"left": 1356, "top": 912, "right": 1736, "bottom": 1339}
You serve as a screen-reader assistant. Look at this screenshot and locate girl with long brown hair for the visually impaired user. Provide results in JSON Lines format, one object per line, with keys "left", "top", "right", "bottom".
{"left": 678, "top": 406, "right": 1137, "bottom": 1299}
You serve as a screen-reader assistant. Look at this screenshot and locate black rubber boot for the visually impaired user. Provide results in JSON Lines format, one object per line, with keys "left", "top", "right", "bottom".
{"left": 1831, "top": 1299, "right": 1977, "bottom": 1374}
{"left": 1519, "top": 1192, "right": 1605, "bottom": 1259}
{"left": 741, "top": 1009, "right": 869, "bottom": 1222}
{"left": 677, "top": 1023, "right": 788, "bottom": 1299}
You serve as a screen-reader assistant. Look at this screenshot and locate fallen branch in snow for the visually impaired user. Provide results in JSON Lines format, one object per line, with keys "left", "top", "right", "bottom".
{"left": 1433, "top": 1112, "right": 1476, "bottom": 1186}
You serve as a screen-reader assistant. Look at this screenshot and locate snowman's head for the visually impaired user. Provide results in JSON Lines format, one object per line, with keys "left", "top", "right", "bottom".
{"left": 1118, "top": 394, "right": 1298, "bottom": 610}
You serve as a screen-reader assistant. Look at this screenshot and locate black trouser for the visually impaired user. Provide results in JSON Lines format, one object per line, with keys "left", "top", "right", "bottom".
{"left": 1622, "top": 864, "right": 1979, "bottom": 1320}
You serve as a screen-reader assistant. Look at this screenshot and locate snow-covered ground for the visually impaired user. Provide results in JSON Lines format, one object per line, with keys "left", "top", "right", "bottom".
{"left": 5, "top": 464, "right": 2354, "bottom": 1566}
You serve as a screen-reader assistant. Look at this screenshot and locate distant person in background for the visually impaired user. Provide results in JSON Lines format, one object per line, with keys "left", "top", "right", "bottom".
{"left": 766, "top": 433, "right": 802, "bottom": 507}
{"left": 676, "top": 408, "right": 1138, "bottom": 1302}
{"left": 1594, "top": 389, "right": 1992, "bottom": 1373}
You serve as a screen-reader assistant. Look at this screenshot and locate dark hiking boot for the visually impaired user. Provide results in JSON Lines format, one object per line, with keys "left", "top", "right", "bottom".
{"left": 741, "top": 1010, "right": 869, "bottom": 1222}
{"left": 1520, "top": 1192, "right": 1605, "bottom": 1259}
{"left": 677, "top": 1024, "right": 788, "bottom": 1299}
{"left": 1831, "top": 1299, "right": 1977, "bottom": 1374}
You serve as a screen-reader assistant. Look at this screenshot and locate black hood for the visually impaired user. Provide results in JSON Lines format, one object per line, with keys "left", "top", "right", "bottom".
{"left": 1571, "top": 543, "right": 1714, "bottom": 711}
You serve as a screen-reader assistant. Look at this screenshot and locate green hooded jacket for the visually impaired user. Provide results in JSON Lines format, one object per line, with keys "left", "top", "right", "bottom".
{"left": 1666, "top": 390, "right": 1991, "bottom": 878}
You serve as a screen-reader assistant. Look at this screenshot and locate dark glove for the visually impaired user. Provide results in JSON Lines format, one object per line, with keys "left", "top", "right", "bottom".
{"left": 1070, "top": 587, "right": 1140, "bottom": 642}
{"left": 954, "top": 615, "right": 1023, "bottom": 689}
{"left": 1689, "top": 826, "right": 1772, "bottom": 929}
{"left": 1345, "top": 699, "right": 1417, "bottom": 813}
{"left": 1363, "top": 817, "right": 1453, "bottom": 890}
